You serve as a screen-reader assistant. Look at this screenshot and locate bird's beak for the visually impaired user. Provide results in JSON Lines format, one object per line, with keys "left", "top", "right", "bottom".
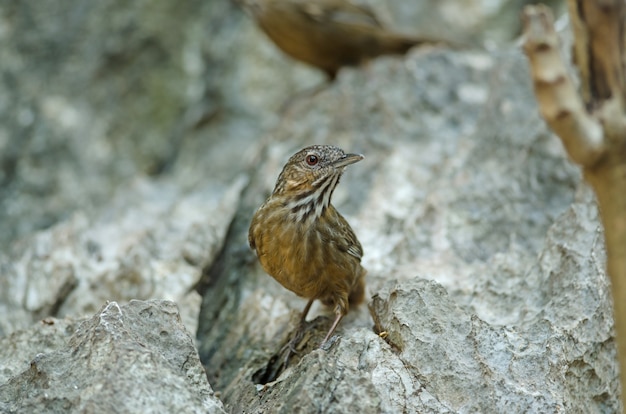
{"left": 332, "top": 153, "right": 364, "bottom": 169}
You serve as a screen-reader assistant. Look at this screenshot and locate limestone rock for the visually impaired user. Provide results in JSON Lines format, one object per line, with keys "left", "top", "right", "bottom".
{"left": 0, "top": 177, "right": 246, "bottom": 337}
{"left": 0, "top": 300, "right": 225, "bottom": 414}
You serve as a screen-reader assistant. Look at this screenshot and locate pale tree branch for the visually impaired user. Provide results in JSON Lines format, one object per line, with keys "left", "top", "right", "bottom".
{"left": 522, "top": 5, "right": 605, "bottom": 167}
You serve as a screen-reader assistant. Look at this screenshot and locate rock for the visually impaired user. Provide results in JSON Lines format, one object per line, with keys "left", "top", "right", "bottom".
{"left": 370, "top": 268, "right": 616, "bottom": 412}
{"left": 0, "top": 0, "right": 251, "bottom": 248}
{"left": 0, "top": 176, "right": 246, "bottom": 337}
{"left": 0, "top": 300, "right": 225, "bottom": 414}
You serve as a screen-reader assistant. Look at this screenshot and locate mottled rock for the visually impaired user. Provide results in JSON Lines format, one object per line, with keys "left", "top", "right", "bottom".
{"left": 0, "top": 177, "right": 246, "bottom": 337}
{"left": 0, "top": 300, "right": 225, "bottom": 413}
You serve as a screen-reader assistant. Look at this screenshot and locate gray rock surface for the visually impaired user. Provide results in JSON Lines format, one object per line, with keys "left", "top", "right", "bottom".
{"left": 0, "top": 176, "right": 245, "bottom": 337}
{"left": 1, "top": 0, "right": 619, "bottom": 413}
{"left": 0, "top": 300, "right": 226, "bottom": 414}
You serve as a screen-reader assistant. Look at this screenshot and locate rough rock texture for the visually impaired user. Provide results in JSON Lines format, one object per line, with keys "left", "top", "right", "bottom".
{"left": 0, "top": 300, "right": 226, "bottom": 413}
{"left": 0, "top": 0, "right": 249, "bottom": 248}
{"left": 0, "top": 176, "right": 245, "bottom": 337}
{"left": 1, "top": 0, "right": 619, "bottom": 413}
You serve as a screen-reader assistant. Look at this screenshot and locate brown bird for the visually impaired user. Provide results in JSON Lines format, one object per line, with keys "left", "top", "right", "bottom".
{"left": 249, "top": 145, "right": 366, "bottom": 348}
{"left": 241, "top": 0, "right": 434, "bottom": 80}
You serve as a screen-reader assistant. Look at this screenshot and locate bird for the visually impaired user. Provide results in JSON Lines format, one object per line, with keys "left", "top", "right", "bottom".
{"left": 240, "top": 0, "right": 436, "bottom": 80}
{"left": 248, "top": 145, "right": 366, "bottom": 349}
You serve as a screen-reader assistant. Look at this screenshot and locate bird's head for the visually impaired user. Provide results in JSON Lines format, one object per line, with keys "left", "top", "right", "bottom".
{"left": 273, "top": 145, "right": 363, "bottom": 195}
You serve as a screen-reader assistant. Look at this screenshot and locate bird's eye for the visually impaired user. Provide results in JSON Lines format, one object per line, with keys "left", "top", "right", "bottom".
{"left": 306, "top": 154, "right": 318, "bottom": 166}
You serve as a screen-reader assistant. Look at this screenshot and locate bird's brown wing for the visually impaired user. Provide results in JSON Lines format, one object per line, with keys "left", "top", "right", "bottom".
{"left": 320, "top": 206, "right": 363, "bottom": 261}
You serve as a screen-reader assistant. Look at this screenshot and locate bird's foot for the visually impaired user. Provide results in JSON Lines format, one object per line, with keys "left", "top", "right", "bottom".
{"left": 280, "top": 321, "right": 309, "bottom": 367}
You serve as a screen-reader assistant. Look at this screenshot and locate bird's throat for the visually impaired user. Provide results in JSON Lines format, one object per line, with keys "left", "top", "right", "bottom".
{"left": 284, "top": 173, "right": 340, "bottom": 224}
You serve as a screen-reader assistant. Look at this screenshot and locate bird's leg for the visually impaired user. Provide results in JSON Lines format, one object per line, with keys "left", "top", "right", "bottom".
{"left": 319, "top": 310, "right": 345, "bottom": 348}
{"left": 299, "top": 298, "right": 314, "bottom": 323}
{"left": 281, "top": 298, "right": 316, "bottom": 366}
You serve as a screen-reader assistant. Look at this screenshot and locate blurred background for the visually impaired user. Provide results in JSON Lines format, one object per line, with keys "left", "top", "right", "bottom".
{"left": 0, "top": 0, "right": 566, "bottom": 249}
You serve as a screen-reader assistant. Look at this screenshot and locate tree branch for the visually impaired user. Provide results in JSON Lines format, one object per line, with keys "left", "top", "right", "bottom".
{"left": 569, "top": 0, "right": 626, "bottom": 107}
{"left": 522, "top": 5, "right": 605, "bottom": 167}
